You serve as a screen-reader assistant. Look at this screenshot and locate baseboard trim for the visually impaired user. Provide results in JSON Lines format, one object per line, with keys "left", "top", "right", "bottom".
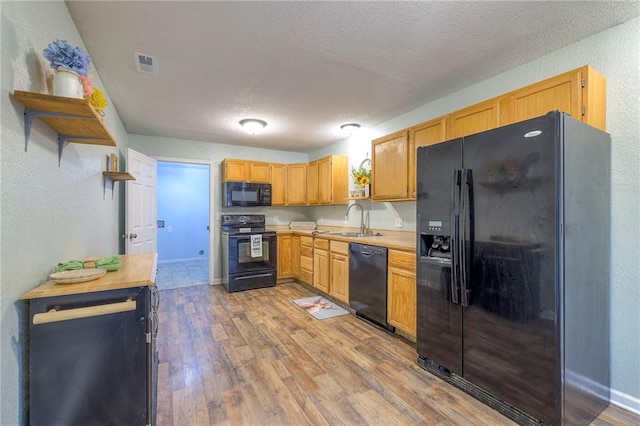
{"left": 611, "top": 388, "right": 640, "bottom": 416}
{"left": 158, "top": 257, "right": 208, "bottom": 264}
{"left": 210, "top": 279, "right": 222, "bottom": 285}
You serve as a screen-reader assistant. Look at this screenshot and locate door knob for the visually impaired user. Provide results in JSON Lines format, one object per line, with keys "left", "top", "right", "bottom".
{"left": 126, "top": 233, "right": 138, "bottom": 241}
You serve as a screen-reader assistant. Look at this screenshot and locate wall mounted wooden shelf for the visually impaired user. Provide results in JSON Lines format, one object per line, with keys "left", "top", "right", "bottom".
{"left": 12, "top": 90, "right": 117, "bottom": 165}
{"left": 102, "top": 171, "right": 135, "bottom": 199}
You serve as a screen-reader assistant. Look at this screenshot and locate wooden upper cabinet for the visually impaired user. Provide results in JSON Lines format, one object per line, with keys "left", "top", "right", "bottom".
{"left": 371, "top": 130, "right": 410, "bottom": 201}
{"left": 449, "top": 98, "right": 500, "bottom": 139}
{"left": 270, "top": 163, "right": 286, "bottom": 206}
{"left": 249, "top": 162, "right": 271, "bottom": 183}
{"left": 307, "top": 160, "right": 319, "bottom": 205}
{"left": 286, "top": 163, "right": 307, "bottom": 205}
{"left": 223, "top": 159, "right": 270, "bottom": 182}
{"left": 499, "top": 65, "right": 606, "bottom": 131}
{"left": 408, "top": 116, "right": 450, "bottom": 199}
{"left": 319, "top": 155, "right": 348, "bottom": 205}
{"left": 307, "top": 155, "right": 348, "bottom": 205}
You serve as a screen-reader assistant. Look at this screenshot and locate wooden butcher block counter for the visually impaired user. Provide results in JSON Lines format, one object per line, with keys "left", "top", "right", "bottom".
{"left": 21, "top": 253, "right": 158, "bottom": 300}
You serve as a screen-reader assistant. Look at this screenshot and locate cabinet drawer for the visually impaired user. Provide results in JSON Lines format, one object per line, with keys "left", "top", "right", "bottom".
{"left": 300, "top": 245, "right": 313, "bottom": 258}
{"left": 388, "top": 249, "right": 416, "bottom": 270}
{"left": 300, "top": 236, "right": 314, "bottom": 247}
{"left": 314, "top": 238, "right": 329, "bottom": 250}
{"left": 299, "top": 269, "right": 313, "bottom": 285}
{"left": 300, "top": 256, "right": 313, "bottom": 271}
{"left": 330, "top": 240, "right": 349, "bottom": 255}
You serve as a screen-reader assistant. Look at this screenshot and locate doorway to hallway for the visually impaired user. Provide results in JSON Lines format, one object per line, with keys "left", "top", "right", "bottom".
{"left": 155, "top": 160, "right": 212, "bottom": 290}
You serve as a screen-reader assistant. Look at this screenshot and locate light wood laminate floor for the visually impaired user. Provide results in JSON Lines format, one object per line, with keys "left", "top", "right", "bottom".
{"left": 157, "top": 283, "right": 639, "bottom": 426}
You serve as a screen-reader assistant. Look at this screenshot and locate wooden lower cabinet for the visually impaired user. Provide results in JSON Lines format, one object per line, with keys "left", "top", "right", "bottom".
{"left": 277, "top": 233, "right": 292, "bottom": 280}
{"left": 298, "top": 235, "right": 314, "bottom": 285}
{"left": 291, "top": 234, "right": 300, "bottom": 278}
{"left": 313, "top": 238, "right": 330, "bottom": 293}
{"left": 387, "top": 249, "right": 417, "bottom": 338}
{"left": 328, "top": 241, "right": 349, "bottom": 304}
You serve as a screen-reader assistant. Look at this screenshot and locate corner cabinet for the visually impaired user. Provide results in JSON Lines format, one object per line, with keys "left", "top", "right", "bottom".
{"left": 371, "top": 130, "right": 410, "bottom": 201}
{"left": 12, "top": 91, "right": 117, "bottom": 165}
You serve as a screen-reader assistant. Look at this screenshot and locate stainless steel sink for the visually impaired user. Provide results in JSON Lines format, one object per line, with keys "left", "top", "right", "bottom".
{"left": 326, "top": 231, "right": 383, "bottom": 238}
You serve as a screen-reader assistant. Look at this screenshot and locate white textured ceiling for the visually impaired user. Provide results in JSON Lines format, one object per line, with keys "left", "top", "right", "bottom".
{"left": 66, "top": 1, "right": 639, "bottom": 152}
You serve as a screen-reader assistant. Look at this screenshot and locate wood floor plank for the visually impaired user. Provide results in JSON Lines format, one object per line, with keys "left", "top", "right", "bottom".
{"left": 156, "top": 283, "right": 640, "bottom": 426}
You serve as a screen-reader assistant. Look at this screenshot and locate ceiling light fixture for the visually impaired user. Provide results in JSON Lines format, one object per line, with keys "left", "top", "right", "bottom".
{"left": 340, "top": 123, "right": 361, "bottom": 135}
{"left": 239, "top": 118, "right": 267, "bottom": 135}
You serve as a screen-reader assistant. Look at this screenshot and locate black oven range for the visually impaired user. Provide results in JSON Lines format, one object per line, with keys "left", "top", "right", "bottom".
{"left": 221, "top": 214, "right": 277, "bottom": 292}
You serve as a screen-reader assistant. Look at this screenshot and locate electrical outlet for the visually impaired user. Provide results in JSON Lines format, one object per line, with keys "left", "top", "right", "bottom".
{"left": 273, "top": 216, "right": 279, "bottom": 223}
{"left": 343, "top": 215, "right": 348, "bottom": 224}
{"left": 395, "top": 218, "right": 403, "bottom": 228}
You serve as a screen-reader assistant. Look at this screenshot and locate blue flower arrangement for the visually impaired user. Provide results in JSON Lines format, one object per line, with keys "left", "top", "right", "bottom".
{"left": 43, "top": 39, "right": 91, "bottom": 76}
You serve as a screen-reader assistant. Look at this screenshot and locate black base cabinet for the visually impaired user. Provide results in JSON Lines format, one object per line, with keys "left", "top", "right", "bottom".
{"left": 26, "top": 286, "right": 158, "bottom": 426}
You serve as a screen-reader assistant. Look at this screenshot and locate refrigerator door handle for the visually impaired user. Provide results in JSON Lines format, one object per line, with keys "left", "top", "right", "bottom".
{"left": 450, "top": 169, "right": 461, "bottom": 304}
{"left": 460, "top": 168, "right": 473, "bottom": 307}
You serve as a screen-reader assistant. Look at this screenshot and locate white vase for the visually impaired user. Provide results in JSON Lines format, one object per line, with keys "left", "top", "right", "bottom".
{"left": 52, "top": 68, "right": 84, "bottom": 99}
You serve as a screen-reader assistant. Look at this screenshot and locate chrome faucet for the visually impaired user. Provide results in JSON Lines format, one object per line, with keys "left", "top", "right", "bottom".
{"left": 345, "top": 202, "right": 366, "bottom": 234}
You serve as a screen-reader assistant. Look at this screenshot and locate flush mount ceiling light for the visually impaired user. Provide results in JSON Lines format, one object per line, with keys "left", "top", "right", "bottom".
{"left": 239, "top": 118, "right": 267, "bottom": 135}
{"left": 340, "top": 123, "right": 361, "bottom": 135}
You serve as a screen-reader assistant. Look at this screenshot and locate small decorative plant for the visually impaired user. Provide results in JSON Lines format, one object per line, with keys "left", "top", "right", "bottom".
{"left": 88, "top": 87, "right": 108, "bottom": 111}
{"left": 351, "top": 166, "right": 372, "bottom": 187}
{"left": 43, "top": 39, "right": 91, "bottom": 76}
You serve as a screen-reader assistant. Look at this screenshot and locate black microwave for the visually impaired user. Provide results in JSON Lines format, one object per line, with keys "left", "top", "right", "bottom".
{"left": 223, "top": 182, "right": 272, "bottom": 207}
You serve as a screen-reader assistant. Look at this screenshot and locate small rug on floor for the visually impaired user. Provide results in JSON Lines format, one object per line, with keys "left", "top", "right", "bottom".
{"left": 293, "top": 296, "right": 349, "bottom": 320}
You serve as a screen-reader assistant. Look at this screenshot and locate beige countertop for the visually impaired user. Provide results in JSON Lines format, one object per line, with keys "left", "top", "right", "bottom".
{"left": 21, "top": 253, "right": 158, "bottom": 300}
{"left": 268, "top": 225, "right": 416, "bottom": 252}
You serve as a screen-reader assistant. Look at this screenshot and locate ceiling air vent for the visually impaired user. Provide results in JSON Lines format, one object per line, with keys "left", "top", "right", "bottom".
{"left": 134, "top": 52, "right": 158, "bottom": 75}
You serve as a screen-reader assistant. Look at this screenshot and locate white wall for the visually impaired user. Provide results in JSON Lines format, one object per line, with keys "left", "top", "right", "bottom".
{"left": 313, "top": 17, "right": 640, "bottom": 409}
{"left": 0, "top": 1, "right": 129, "bottom": 424}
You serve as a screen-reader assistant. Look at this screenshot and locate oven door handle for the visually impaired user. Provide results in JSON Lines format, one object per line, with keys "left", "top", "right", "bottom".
{"left": 234, "top": 272, "right": 274, "bottom": 280}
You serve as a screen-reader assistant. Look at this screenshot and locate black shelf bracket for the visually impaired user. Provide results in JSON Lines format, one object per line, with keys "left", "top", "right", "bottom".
{"left": 23, "top": 108, "right": 103, "bottom": 166}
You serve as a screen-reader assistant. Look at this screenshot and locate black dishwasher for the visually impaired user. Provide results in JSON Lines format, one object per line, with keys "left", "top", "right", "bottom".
{"left": 349, "top": 243, "right": 394, "bottom": 332}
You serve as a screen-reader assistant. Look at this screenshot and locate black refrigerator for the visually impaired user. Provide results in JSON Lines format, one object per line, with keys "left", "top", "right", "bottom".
{"left": 416, "top": 111, "right": 610, "bottom": 425}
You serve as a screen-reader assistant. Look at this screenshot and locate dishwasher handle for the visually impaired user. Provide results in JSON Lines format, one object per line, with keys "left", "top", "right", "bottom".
{"left": 33, "top": 298, "right": 137, "bottom": 325}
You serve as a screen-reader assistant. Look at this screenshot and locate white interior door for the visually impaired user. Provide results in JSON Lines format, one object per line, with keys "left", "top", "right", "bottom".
{"left": 126, "top": 148, "right": 157, "bottom": 254}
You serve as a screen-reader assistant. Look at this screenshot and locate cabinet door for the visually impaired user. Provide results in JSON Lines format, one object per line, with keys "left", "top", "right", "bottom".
{"left": 291, "top": 235, "right": 300, "bottom": 278}
{"left": 307, "top": 160, "right": 319, "bottom": 205}
{"left": 250, "top": 161, "right": 271, "bottom": 183}
{"left": 329, "top": 252, "right": 349, "bottom": 304}
{"left": 371, "top": 130, "right": 410, "bottom": 201}
{"left": 409, "top": 116, "right": 449, "bottom": 199}
{"left": 449, "top": 98, "right": 500, "bottom": 138}
{"left": 500, "top": 69, "right": 581, "bottom": 126}
{"left": 317, "top": 157, "right": 332, "bottom": 204}
{"left": 286, "top": 163, "right": 307, "bottom": 205}
{"left": 270, "top": 163, "right": 286, "bottom": 205}
{"left": 313, "top": 248, "right": 329, "bottom": 293}
{"left": 387, "top": 265, "right": 417, "bottom": 337}
{"left": 223, "top": 159, "right": 249, "bottom": 182}
{"left": 277, "top": 234, "right": 292, "bottom": 279}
